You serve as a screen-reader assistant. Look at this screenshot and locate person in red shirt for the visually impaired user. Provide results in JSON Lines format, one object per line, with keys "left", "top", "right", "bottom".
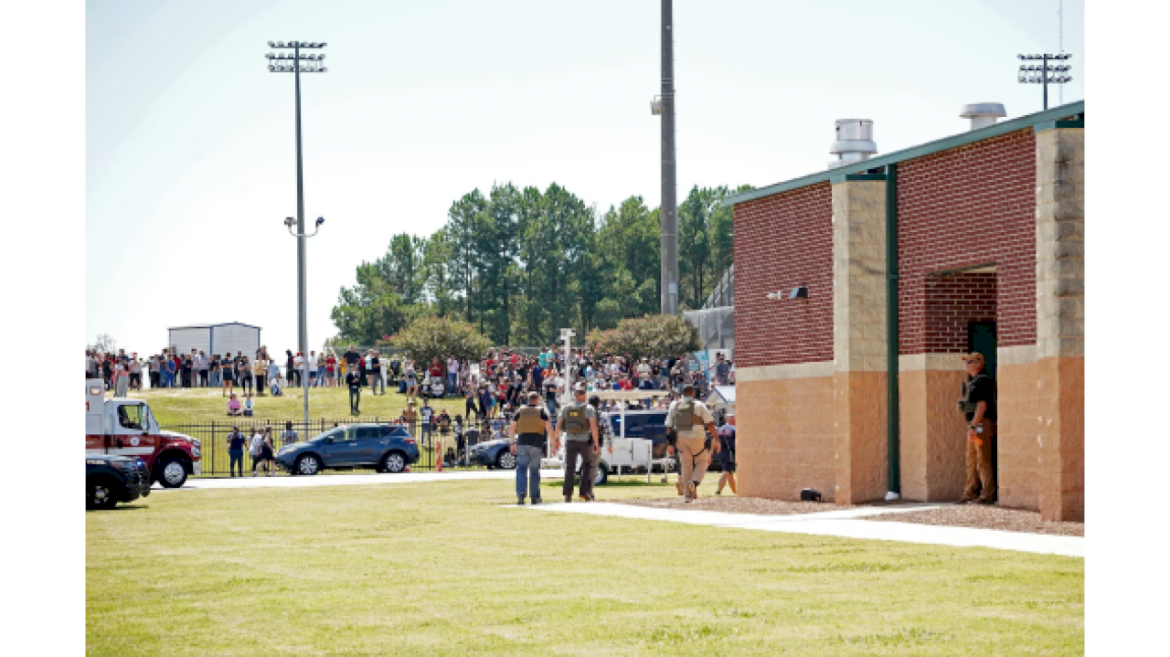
{"left": 325, "top": 353, "right": 338, "bottom": 388}
{"left": 429, "top": 358, "right": 444, "bottom": 387}
{"left": 619, "top": 374, "right": 633, "bottom": 391}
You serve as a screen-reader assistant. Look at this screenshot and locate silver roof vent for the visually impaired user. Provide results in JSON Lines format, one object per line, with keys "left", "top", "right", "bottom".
{"left": 960, "top": 103, "right": 1007, "bottom": 131}
{"left": 829, "top": 119, "right": 877, "bottom": 169}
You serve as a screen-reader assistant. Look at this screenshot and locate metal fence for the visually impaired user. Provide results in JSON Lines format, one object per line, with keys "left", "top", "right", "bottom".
{"left": 165, "top": 418, "right": 513, "bottom": 477}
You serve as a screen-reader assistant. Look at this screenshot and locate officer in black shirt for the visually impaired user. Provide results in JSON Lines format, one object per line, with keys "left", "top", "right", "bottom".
{"left": 958, "top": 352, "right": 997, "bottom": 504}
{"left": 509, "top": 391, "right": 553, "bottom": 505}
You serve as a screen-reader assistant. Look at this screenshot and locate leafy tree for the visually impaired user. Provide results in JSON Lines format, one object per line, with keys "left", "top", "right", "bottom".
{"left": 586, "top": 314, "right": 700, "bottom": 361}
{"left": 390, "top": 315, "right": 493, "bottom": 364}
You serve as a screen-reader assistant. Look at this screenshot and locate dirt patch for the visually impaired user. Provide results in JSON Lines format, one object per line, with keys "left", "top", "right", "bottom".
{"left": 865, "top": 505, "right": 1084, "bottom": 537}
{"left": 618, "top": 494, "right": 853, "bottom": 516}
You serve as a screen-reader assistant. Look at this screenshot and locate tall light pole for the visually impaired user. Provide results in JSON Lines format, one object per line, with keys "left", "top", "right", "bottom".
{"left": 267, "top": 39, "right": 328, "bottom": 426}
{"left": 652, "top": 0, "right": 679, "bottom": 315}
{"left": 1017, "top": 53, "right": 1072, "bottom": 111}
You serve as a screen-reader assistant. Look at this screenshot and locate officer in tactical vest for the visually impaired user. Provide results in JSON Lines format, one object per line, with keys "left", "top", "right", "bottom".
{"left": 665, "top": 384, "right": 719, "bottom": 502}
{"left": 558, "top": 383, "right": 600, "bottom": 503}
{"left": 957, "top": 352, "right": 997, "bottom": 504}
{"left": 510, "top": 391, "right": 555, "bottom": 505}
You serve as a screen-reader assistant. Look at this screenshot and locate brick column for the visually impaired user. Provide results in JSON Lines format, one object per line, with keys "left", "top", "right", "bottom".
{"left": 1034, "top": 124, "right": 1084, "bottom": 521}
{"left": 831, "top": 177, "right": 889, "bottom": 504}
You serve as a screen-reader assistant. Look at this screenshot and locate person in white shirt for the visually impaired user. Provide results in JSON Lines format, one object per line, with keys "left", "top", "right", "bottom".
{"left": 293, "top": 352, "right": 305, "bottom": 387}
{"left": 447, "top": 358, "right": 459, "bottom": 396}
{"left": 308, "top": 351, "right": 319, "bottom": 387}
{"left": 665, "top": 384, "right": 719, "bottom": 502}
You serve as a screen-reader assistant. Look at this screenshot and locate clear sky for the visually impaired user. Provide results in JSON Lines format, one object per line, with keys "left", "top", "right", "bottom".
{"left": 86, "top": 0, "right": 1085, "bottom": 355}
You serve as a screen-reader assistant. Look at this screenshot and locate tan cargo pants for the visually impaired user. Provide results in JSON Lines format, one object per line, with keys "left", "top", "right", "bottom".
{"left": 678, "top": 435, "right": 711, "bottom": 490}
{"left": 962, "top": 418, "right": 997, "bottom": 501}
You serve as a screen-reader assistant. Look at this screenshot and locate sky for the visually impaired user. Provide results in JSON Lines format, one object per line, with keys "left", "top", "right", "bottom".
{"left": 86, "top": 0, "right": 1085, "bottom": 355}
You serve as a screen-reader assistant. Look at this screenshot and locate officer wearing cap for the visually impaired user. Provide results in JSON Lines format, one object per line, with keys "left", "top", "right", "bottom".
{"left": 558, "top": 383, "right": 600, "bottom": 502}
{"left": 957, "top": 352, "right": 997, "bottom": 504}
{"left": 510, "top": 391, "right": 554, "bottom": 505}
{"left": 665, "top": 384, "right": 719, "bottom": 502}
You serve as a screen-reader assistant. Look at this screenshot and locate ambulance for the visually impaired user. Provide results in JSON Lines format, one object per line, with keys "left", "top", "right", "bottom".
{"left": 84, "top": 379, "right": 202, "bottom": 488}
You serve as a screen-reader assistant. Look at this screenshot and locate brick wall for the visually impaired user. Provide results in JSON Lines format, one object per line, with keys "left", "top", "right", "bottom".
{"left": 922, "top": 273, "right": 997, "bottom": 353}
{"left": 897, "top": 130, "right": 1037, "bottom": 353}
{"left": 733, "top": 182, "right": 834, "bottom": 368}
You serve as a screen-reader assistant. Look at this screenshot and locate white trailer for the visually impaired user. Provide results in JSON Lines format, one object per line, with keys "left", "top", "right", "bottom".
{"left": 168, "top": 322, "right": 261, "bottom": 357}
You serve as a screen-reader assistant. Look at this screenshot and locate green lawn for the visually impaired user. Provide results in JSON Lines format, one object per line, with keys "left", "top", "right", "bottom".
{"left": 131, "top": 384, "right": 472, "bottom": 426}
{"left": 87, "top": 479, "right": 1084, "bottom": 656}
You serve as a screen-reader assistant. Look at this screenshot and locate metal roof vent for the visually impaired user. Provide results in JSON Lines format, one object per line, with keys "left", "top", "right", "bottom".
{"left": 829, "top": 119, "right": 877, "bottom": 169}
{"left": 960, "top": 103, "right": 1007, "bottom": 131}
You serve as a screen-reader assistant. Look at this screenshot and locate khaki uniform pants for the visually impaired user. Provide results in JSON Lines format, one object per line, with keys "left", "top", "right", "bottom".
{"left": 678, "top": 435, "right": 711, "bottom": 488}
{"left": 963, "top": 419, "right": 997, "bottom": 500}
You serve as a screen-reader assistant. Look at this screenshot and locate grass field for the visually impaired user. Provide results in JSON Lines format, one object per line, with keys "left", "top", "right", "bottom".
{"left": 129, "top": 384, "right": 472, "bottom": 426}
{"left": 86, "top": 479, "right": 1084, "bottom": 655}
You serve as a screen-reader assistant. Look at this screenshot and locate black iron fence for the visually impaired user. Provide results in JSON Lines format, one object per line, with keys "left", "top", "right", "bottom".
{"left": 164, "top": 418, "right": 514, "bottom": 477}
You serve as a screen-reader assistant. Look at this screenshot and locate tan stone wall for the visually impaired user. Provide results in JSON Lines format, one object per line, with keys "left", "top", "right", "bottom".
{"left": 737, "top": 364, "right": 836, "bottom": 501}
{"left": 831, "top": 179, "right": 890, "bottom": 504}
{"left": 898, "top": 355, "right": 968, "bottom": 502}
{"left": 997, "top": 349, "right": 1041, "bottom": 510}
{"left": 1034, "top": 126, "right": 1084, "bottom": 521}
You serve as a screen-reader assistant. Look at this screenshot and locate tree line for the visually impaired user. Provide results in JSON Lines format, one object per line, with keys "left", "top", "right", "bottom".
{"left": 330, "top": 182, "right": 750, "bottom": 348}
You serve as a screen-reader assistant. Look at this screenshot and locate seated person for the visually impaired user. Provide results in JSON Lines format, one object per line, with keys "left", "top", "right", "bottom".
{"left": 443, "top": 447, "right": 457, "bottom": 467}
{"left": 226, "top": 393, "right": 242, "bottom": 416}
{"left": 270, "top": 374, "right": 284, "bottom": 396}
{"left": 243, "top": 393, "right": 254, "bottom": 417}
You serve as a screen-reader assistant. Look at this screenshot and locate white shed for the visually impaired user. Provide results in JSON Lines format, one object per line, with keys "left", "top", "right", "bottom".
{"left": 168, "top": 322, "right": 261, "bottom": 357}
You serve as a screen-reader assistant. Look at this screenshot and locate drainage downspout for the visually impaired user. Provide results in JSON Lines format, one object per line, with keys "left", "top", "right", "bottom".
{"left": 885, "top": 163, "right": 901, "bottom": 500}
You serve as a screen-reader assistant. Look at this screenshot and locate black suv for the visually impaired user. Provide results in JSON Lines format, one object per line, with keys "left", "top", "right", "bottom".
{"left": 87, "top": 455, "right": 152, "bottom": 510}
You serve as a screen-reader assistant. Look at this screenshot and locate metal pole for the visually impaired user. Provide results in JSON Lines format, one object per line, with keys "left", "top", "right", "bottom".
{"left": 660, "top": 0, "right": 678, "bottom": 315}
{"left": 294, "top": 42, "right": 310, "bottom": 426}
{"left": 1042, "top": 54, "right": 1049, "bottom": 111}
{"left": 885, "top": 163, "right": 901, "bottom": 499}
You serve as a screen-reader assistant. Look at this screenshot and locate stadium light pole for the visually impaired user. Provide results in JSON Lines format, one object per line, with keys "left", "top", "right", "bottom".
{"left": 1017, "top": 53, "right": 1072, "bottom": 111}
{"left": 652, "top": 0, "right": 678, "bottom": 315}
{"left": 267, "top": 39, "right": 328, "bottom": 426}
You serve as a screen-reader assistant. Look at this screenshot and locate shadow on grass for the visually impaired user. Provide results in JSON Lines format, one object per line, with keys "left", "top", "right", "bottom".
{"left": 540, "top": 479, "right": 673, "bottom": 489}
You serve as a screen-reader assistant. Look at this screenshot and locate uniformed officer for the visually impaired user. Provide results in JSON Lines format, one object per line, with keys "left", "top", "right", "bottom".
{"left": 665, "top": 384, "right": 719, "bottom": 502}
{"left": 957, "top": 352, "right": 997, "bottom": 504}
{"left": 510, "top": 391, "right": 555, "bottom": 505}
{"left": 558, "top": 383, "right": 600, "bottom": 503}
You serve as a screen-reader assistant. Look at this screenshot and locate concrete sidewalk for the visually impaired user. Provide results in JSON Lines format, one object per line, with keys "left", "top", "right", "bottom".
{"left": 522, "top": 502, "right": 1084, "bottom": 558}
{"left": 165, "top": 469, "right": 565, "bottom": 491}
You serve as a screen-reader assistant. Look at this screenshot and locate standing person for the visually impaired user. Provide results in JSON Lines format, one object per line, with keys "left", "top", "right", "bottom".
{"left": 220, "top": 354, "right": 234, "bottom": 396}
{"left": 112, "top": 360, "right": 130, "bottom": 397}
{"left": 343, "top": 345, "right": 361, "bottom": 375}
{"left": 307, "top": 351, "right": 319, "bottom": 387}
{"left": 404, "top": 361, "right": 419, "bottom": 401}
{"left": 345, "top": 364, "right": 363, "bottom": 415}
{"left": 543, "top": 368, "right": 563, "bottom": 417}
{"left": 447, "top": 357, "right": 459, "bottom": 396}
{"left": 420, "top": 399, "right": 434, "bottom": 447}
{"left": 249, "top": 427, "right": 266, "bottom": 476}
{"left": 226, "top": 426, "right": 247, "bottom": 477}
{"left": 368, "top": 351, "right": 384, "bottom": 395}
{"left": 294, "top": 352, "right": 306, "bottom": 388}
{"left": 325, "top": 352, "right": 338, "bottom": 388}
{"left": 163, "top": 356, "right": 176, "bottom": 389}
{"left": 254, "top": 356, "right": 267, "bottom": 396}
{"left": 715, "top": 415, "right": 738, "bottom": 496}
{"left": 436, "top": 409, "right": 453, "bottom": 453}
{"left": 957, "top": 352, "right": 997, "bottom": 505}
{"left": 238, "top": 357, "right": 253, "bottom": 396}
{"left": 401, "top": 400, "right": 419, "bottom": 435}
{"left": 665, "top": 384, "right": 719, "bottom": 503}
{"left": 267, "top": 358, "right": 281, "bottom": 392}
{"left": 129, "top": 358, "right": 143, "bottom": 391}
{"left": 148, "top": 355, "right": 160, "bottom": 389}
{"left": 198, "top": 351, "right": 210, "bottom": 387}
{"left": 558, "top": 383, "right": 600, "bottom": 503}
{"left": 464, "top": 379, "right": 479, "bottom": 421}
{"left": 261, "top": 427, "right": 277, "bottom": 476}
{"left": 509, "top": 391, "right": 554, "bottom": 506}
{"left": 281, "top": 421, "right": 299, "bottom": 447}
{"left": 285, "top": 350, "right": 296, "bottom": 387}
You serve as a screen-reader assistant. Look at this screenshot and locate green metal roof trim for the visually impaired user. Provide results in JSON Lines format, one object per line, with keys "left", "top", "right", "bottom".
{"left": 723, "top": 100, "right": 1084, "bottom": 207}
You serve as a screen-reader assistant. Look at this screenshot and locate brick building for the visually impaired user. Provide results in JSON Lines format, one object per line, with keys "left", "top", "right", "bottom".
{"left": 723, "top": 101, "right": 1084, "bottom": 521}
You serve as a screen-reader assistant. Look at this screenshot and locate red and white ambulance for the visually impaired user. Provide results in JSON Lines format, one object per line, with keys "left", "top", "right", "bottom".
{"left": 85, "top": 379, "right": 201, "bottom": 488}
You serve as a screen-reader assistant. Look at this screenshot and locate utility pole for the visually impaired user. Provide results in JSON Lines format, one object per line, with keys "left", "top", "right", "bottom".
{"left": 268, "top": 40, "right": 328, "bottom": 426}
{"left": 658, "top": 0, "right": 678, "bottom": 315}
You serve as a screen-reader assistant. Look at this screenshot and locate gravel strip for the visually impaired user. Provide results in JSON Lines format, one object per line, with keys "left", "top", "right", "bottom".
{"left": 864, "top": 505, "right": 1084, "bottom": 537}
{"left": 619, "top": 494, "right": 853, "bottom": 516}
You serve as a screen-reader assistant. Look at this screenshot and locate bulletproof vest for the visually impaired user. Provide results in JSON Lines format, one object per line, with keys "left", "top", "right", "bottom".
{"left": 562, "top": 403, "right": 589, "bottom": 434}
{"left": 675, "top": 400, "right": 701, "bottom": 428}
{"left": 958, "top": 373, "right": 989, "bottom": 414}
{"left": 516, "top": 405, "right": 545, "bottom": 434}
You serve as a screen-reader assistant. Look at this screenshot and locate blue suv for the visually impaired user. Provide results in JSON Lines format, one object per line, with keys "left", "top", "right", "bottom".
{"left": 276, "top": 423, "right": 420, "bottom": 475}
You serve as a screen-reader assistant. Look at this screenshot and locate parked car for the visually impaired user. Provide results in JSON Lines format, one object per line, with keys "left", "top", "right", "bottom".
{"left": 86, "top": 455, "right": 151, "bottom": 510}
{"left": 472, "top": 438, "right": 517, "bottom": 470}
{"left": 276, "top": 423, "right": 419, "bottom": 475}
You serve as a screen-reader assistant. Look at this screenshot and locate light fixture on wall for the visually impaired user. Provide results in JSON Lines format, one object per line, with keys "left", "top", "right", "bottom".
{"left": 766, "top": 291, "right": 782, "bottom": 300}
{"left": 790, "top": 286, "right": 809, "bottom": 299}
